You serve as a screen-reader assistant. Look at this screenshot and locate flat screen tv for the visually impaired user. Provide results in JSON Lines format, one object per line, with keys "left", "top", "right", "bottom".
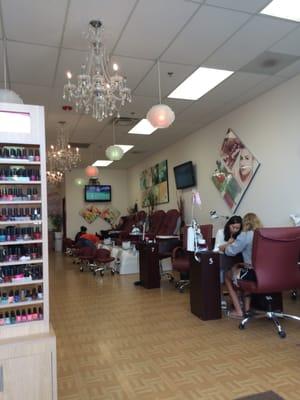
{"left": 173, "top": 161, "right": 196, "bottom": 189}
{"left": 84, "top": 185, "right": 111, "bottom": 202}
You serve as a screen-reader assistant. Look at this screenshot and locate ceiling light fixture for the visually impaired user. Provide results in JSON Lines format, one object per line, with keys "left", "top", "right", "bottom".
{"left": 146, "top": 60, "right": 175, "bottom": 129}
{"left": 85, "top": 165, "right": 99, "bottom": 178}
{"left": 92, "top": 160, "right": 113, "bottom": 167}
{"left": 47, "top": 121, "right": 80, "bottom": 173}
{"left": 168, "top": 66, "right": 234, "bottom": 100}
{"left": 260, "top": 0, "right": 300, "bottom": 22}
{"left": 63, "top": 20, "right": 131, "bottom": 122}
{"left": 0, "top": 37, "right": 23, "bottom": 104}
{"left": 128, "top": 118, "right": 157, "bottom": 135}
{"left": 105, "top": 119, "right": 124, "bottom": 161}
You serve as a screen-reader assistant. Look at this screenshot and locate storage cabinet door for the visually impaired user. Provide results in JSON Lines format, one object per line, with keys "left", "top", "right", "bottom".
{"left": 1, "top": 352, "right": 52, "bottom": 400}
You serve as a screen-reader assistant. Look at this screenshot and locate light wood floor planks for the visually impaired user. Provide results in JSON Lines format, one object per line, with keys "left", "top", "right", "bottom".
{"left": 49, "top": 253, "right": 300, "bottom": 400}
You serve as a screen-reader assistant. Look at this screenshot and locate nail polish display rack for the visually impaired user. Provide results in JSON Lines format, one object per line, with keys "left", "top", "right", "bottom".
{"left": 0, "top": 105, "right": 49, "bottom": 340}
{"left": 0, "top": 103, "right": 57, "bottom": 400}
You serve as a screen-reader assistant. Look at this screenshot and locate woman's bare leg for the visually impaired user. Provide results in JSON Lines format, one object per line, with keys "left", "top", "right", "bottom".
{"left": 225, "top": 272, "right": 243, "bottom": 316}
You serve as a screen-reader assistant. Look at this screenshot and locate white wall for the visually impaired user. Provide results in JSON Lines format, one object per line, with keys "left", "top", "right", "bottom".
{"left": 65, "top": 168, "right": 129, "bottom": 239}
{"left": 128, "top": 73, "right": 300, "bottom": 230}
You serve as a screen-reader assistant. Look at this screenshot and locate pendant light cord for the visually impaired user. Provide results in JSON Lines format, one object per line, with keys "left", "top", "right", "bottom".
{"left": 112, "top": 119, "right": 116, "bottom": 145}
{"left": 157, "top": 60, "right": 162, "bottom": 104}
{"left": 3, "top": 37, "right": 7, "bottom": 89}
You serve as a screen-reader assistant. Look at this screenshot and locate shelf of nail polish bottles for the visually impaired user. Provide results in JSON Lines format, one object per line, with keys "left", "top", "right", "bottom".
{"left": 0, "top": 220, "right": 42, "bottom": 225}
{"left": 0, "top": 239, "right": 43, "bottom": 245}
{"left": 0, "top": 159, "right": 41, "bottom": 166}
{"left": 0, "top": 299, "right": 44, "bottom": 309}
{"left": 0, "top": 279, "right": 43, "bottom": 288}
{"left": 0, "top": 180, "right": 41, "bottom": 185}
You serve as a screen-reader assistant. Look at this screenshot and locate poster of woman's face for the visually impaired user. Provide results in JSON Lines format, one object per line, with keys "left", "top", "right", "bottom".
{"left": 212, "top": 129, "right": 260, "bottom": 212}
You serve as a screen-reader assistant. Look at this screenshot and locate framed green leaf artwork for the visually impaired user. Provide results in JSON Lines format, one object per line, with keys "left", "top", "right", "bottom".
{"left": 140, "top": 160, "right": 169, "bottom": 207}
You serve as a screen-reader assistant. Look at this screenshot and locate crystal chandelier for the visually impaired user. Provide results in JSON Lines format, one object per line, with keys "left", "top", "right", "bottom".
{"left": 47, "top": 121, "right": 80, "bottom": 174}
{"left": 63, "top": 20, "right": 131, "bottom": 122}
{"left": 46, "top": 171, "right": 64, "bottom": 185}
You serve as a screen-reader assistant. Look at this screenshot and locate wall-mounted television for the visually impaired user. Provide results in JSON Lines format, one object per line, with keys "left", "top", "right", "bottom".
{"left": 173, "top": 161, "right": 196, "bottom": 189}
{"left": 84, "top": 185, "right": 111, "bottom": 202}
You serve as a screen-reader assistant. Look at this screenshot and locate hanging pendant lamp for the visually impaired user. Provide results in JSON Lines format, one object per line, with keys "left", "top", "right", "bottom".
{"left": 0, "top": 37, "right": 23, "bottom": 104}
{"left": 146, "top": 60, "right": 175, "bottom": 129}
{"left": 105, "top": 119, "right": 124, "bottom": 161}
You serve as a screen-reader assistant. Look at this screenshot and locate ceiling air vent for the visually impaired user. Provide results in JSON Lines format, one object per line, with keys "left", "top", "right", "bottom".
{"left": 111, "top": 116, "right": 140, "bottom": 127}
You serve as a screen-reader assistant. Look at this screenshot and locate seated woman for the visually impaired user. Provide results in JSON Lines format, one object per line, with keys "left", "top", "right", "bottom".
{"left": 214, "top": 215, "right": 243, "bottom": 252}
{"left": 214, "top": 215, "right": 243, "bottom": 286}
{"left": 219, "top": 212, "right": 263, "bottom": 319}
{"left": 75, "top": 226, "right": 87, "bottom": 243}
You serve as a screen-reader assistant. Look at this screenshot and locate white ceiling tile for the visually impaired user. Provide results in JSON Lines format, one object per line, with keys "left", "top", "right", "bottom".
{"left": 205, "top": 0, "right": 270, "bottom": 13}
{"left": 10, "top": 83, "right": 50, "bottom": 108}
{"left": 7, "top": 41, "right": 59, "bottom": 86}
{"left": 205, "top": 15, "right": 298, "bottom": 70}
{"left": 275, "top": 59, "right": 300, "bottom": 79}
{"left": 63, "top": 0, "right": 137, "bottom": 50}
{"left": 270, "top": 26, "right": 300, "bottom": 57}
{"left": 2, "top": 0, "right": 68, "bottom": 46}
{"left": 45, "top": 112, "right": 81, "bottom": 143}
{"left": 110, "top": 56, "right": 154, "bottom": 90}
{"left": 162, "top": 5, "right": 250, "bottom": 65}
{"left": 135, "top": 62, "right": 196, "bottom": 98}
{"left": 72, "top": 115, "right": 108, "bottom": 143}
{"left": 115, "top": 0, "right": 199, "bottom": 59}
{"left": 54, "top": 48, "right": 89, "bottom": 88}
{"left": 121, "top": 95, "right": 157, "bottom": 118}
{"left": 177, "top": 97, "right": 224, "bottom": 122}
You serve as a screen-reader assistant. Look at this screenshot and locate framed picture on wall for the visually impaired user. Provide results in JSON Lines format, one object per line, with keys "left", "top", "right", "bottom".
{"left": 140, "top": 160, "right": 169, "bottom": 207}
{"left": 211, "top": 129, "right": 260, "bottom": 212}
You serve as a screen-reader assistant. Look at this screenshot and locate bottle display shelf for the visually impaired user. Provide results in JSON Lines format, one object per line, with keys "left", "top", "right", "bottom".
{"left": 0, "top": 159, "right": 41, "bottom": 165}
{"left": 0, "top": 200, "right": 41, "bottom": 205}
{"left": 0, "top": 181, "right": 41, "bottom": 185}
{"left": 0, "top": 259, "right": 43, "bottom": 267}
{"left": 0, "top": 299, "right": 43, "bottom": 310}
{"left": 0, "top": 279, "right": 43, "bottom": 289}
{"left": 0, "top": 220, "right": 42, "bottom": 226}
{"left": 0, "top": 239, "right": 43, "bottom": 246}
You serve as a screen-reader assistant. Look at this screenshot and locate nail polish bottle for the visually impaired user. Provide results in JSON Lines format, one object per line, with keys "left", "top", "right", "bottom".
{"left": 3, "top": 147, "right": 9, "bottom": 158}
{"left": 32, "top": 307, "right": 38, "bottom": 320}
{"left": 0, "top": 312, "right": 4, "bottom": 325}
{"left": 21, "top": 309, "right": 27, "bottom": 322}
{"left": 34, "top": 149, "right": 40, "bottom": 161}
{"left": 1, "top": 292, "right": 8, "bottom": 304}
{"left": 33, "top": 226, "right": 41, "bottom": 240}
{"left": 14, "top": 289, "right": 20, "bottom": 303}
{"left": 28, "top": 149, "right": 34, "bottom": 162}
{"left": 27, "top": 308, "right": 32, "bottom": 321}
{"left": 25, "top": 289, "right": 32, "bottom": 301}
{"left": 32, "top": 287, "right": 37, "bottom": 300}
{"left": 22, "top": 148, "right": 27, "bottom": 159}
{"left": 10, "top": 310, "right": 16, "bottom": 324}
{"left": 8, "top": 290, "right": 14, "bottom": 303}
{"left": 4, "top": 311, "right": 10, "bottom": 324}
{"left": 27, "top": 188, "right": 32, "bottom": 200}
{"left": 16, "top": 309, "right": 21, "bottom": 323}
{"left": 0, "top": 229, "right": 6, "bottom": 242}
{"left": 10, "top": 148, "right": 16, "bottom": 159}
{"left": 20, "top": 289, "right": 25, "bottom": 302}
{"left": 37, "top": 285, "right": 43, "bottom": 299}
{"left": 38, "top": 307, "right": 43, "bottom": 320}
{"left": 32, "top": 187, "right": 38, "bottom": 200}
{"left": 16, "top": 148, "right": 22, "bottom": 159}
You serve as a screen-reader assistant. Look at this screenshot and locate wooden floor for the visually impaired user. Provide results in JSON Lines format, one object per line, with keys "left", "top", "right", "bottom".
{"left": 50, "top": 253, "right": 300, "bottom": 400}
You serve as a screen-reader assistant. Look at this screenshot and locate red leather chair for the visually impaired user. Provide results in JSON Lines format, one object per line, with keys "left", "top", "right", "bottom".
{"left": 77, "top": 246, "right": 97, "bottom": 272}
{"left": 238, "top": 227, "right": 300, "bottom": 338}
{"left": 93, "top": 248, "right": 115, "bottom": 276}
{"left": 147, "top": 210, "right": 166, "bottom": 238}
{"left": 171, "top": 224, "right": 213, "bottom": 292}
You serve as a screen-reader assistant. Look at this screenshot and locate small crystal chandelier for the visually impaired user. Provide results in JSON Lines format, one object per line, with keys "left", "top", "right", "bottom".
{"left": 46, "top": 171, "right": 64, "bottom": 185}
{"left": 47, "top": 121, "right": 80, "bottom": 173}
{"left": 63, "top": 20, "right": 131, "bottom": 122}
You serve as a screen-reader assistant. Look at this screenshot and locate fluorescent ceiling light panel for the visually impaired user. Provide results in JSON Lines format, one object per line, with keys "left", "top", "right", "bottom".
{"left": 260, "top": 0, "right": 300, "bottom": 22}
{"left": 92, "top": 160, "right": 113, "bottom": 167}
{"left": 168, "top": 67, "right": 234, "bottom": 100}
{"left": 128, "top": 119, "right": 157, "bottom": 135}
{"left": 115, "top": 144, "right": 134, "bottom": 153}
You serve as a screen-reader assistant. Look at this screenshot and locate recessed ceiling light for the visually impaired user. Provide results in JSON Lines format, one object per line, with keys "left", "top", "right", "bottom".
{"left": 260, "top": 0, "right": 300, "bottom": 22}
{"left": 115, "top": 144, "right": 134, "bottom": 153}
{"left": 128, "top": 119, "right": 157, "bottom": 135}
{"left": 168, "top": 66, "right": 234, "bottom": 100}
{"left": 92, "top": 160, "right": 113, "bottom": 167}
